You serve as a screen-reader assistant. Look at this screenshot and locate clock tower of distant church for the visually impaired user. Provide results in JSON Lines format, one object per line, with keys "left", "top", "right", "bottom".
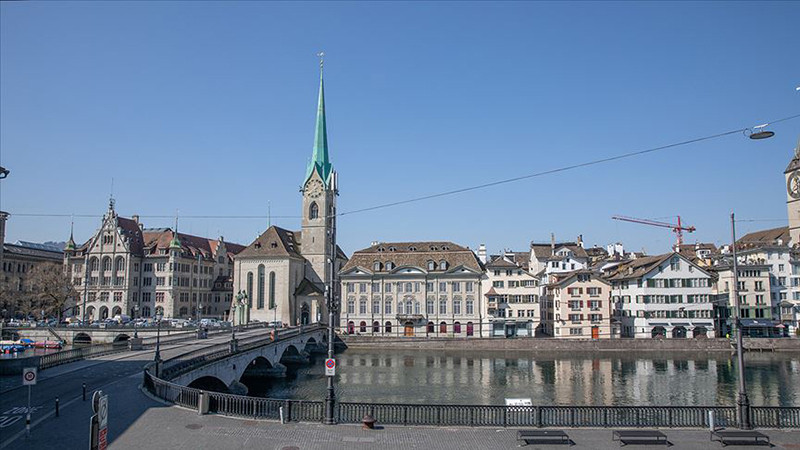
{"left": 786, "top": 138, "right": 800, "bottom": 246}
{"left": 301, "top": 58, "right": 338, "bottom": 289}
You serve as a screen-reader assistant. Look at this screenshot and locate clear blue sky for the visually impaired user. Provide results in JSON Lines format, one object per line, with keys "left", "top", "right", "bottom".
{"left": 1, "top": 2, "right": 798, "bottom": 256}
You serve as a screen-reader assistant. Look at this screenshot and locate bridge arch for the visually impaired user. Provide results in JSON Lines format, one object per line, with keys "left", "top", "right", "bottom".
{"left": 74, "top": 333, "right": 92, "bottom": 345}
{"left": 188, "top": 376, "right": 230, "bottom": 393}
{"left": 113, "top": 334, "right": 130, "bottom": 344}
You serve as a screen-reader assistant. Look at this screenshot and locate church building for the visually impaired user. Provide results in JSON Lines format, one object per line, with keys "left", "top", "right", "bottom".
{"left": 231, "top": 64, "right": 347, "bottom": 327}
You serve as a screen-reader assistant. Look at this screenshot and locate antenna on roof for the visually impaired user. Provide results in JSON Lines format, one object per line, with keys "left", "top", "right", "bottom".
{"left": 268, "top": 200, "right": 271, "bottom": 228}
{"left": 108, "top": 178, "right": 115, "bottom": 211}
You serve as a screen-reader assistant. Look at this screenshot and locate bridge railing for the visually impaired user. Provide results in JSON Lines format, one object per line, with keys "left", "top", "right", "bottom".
{"left": 141, "top": 369, "right": 800, "bottom": 429}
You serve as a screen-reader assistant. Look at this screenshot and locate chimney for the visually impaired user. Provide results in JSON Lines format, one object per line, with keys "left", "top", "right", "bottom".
{"left": 551, "top": 233, "right": 556, "bottom": 255}
{"left": 477, "top": 243, "right": 487, "bottom": 264}
{"left": 577, "top": 234, "right": 583, "bottom": 248}
{"left": 371, "top": 241, "right": 378, "bottom": 247}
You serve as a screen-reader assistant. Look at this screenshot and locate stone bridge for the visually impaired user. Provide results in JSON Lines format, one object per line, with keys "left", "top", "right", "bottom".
{"left": 8, "top": 326, "right": 213, "bottom": 345}
{"left": 167, "top": 325, "right": 327, "bottom": 395}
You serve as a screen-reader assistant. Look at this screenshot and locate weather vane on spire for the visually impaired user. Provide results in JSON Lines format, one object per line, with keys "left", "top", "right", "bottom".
{"left": 317, "top": 51, "right": 325, "bottom": 70}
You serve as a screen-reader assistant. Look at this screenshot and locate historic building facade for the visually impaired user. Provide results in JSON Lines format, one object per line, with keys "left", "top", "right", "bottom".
{"left": 231, "top": 66, "right": 347, "bottom": 327}
{"left": 482, "top": 251, "right": 540, "bottom": 337}
{"left": 64, "top": 202, "right": 243, "bottom": 321}
{"left": 543, "top": 270, "right": 612, "bottom": 339}
{"left": 608, "top": 252, "right": 715, "bottom": 339}
{"left": 339, "top": 241, "right": 484, "bottom": 337}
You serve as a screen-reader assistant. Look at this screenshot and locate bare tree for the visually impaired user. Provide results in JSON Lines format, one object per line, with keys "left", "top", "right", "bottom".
{"left": 26, "top": 264, "right": 78, "bottom": 321}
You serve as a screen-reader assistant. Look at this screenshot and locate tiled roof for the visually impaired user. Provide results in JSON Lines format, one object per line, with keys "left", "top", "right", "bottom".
{"left": 141, "top": 229, "right": 244, "bottom": 260}
{"left": 605, "top": 253, "right": 672, "bottom": 281}
{"left": 236, "top": 226, "right": 304, "bottom": 259}
{"left": 531, "top": 242, "right": 588, "bottom": 260}
{"left": 485, "top": 255, "right": 519, "bottom": 269}
{"left": 736, "top": 227, "right": 790, "bottom": 249}
{"left": 2, "top": 243, "right": 63, "bottom": 262}
{"left": 341, "top": 241, "right": 483, "bottom": 273}
{"left": 549, "top": 269, "right": 609, "bottom": 287}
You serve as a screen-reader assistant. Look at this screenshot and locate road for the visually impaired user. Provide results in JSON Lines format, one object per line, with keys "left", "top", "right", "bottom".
{"left": 0, "top": 328, "right": 266, "bottom": 449}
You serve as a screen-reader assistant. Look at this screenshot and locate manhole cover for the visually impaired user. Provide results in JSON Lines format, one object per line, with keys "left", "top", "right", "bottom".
{"left": 185, "top": 424, "right": 203, "bottom": 430}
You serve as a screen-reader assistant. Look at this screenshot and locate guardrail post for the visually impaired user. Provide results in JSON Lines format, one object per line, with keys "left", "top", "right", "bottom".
{"left": 403, "top": 406, "right": 407, "bottom": 426}
{"left": 503, "top": 407, "right": 507, "bottom": 428}
{"left": 668, "top": 408, "right": 673, "bottom": 427}
{"left": 284, "top": 400, "right": 291, "bottom": 423}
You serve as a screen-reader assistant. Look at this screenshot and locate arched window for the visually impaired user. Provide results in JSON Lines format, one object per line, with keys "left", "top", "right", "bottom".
{"left": 385, "top": 321, "right": 392, "bottom": 333}
{"left": 427, "top": 260, "right": 435, "bottom": 271}
{"left": 427, "top": 321, "right": 435, "bottom": 333}
{"left": 372, "top": 321, "right": 380, "bottom": 333}
{"left": 269, "top": 272, "right": 276, "bottom": 309}
{"left": 439, "top": 260, "right": 447, "bottom": 270}
{"left": 359, "top": 321, "right": 367, "bottom": 333}
{"left": 440, "top": 321, "right": 447, "bottom": 334}
{"left": 454, "top": 321, "right": 462, "bottom": 334}
{"left": 102, "top": 256, "right": 111, "bottom": 272}
{"left": 373, "top": 261, "right": 381, "bottom": 271}
{"left": 386, "top": 261, "right": 394, "bottom": 270}
{"left": 309, "top": 202, "right": 319, "bottom": 220}
{"left": 155, "top": 306, "right": 164, "bottom": 317}
{"left": 114, "top": 257, "right": 125, "bottom": 272}
{"left": 89, "top": 257, "right": 99, "bottom": 271}
{"left": 347, "top": 321, "right": 354, "bottom": 334}
{"left": 466, "top": 322, "right": 474, "bottom": 336}
{"left": 246, "top": 272, "right": 253, "bottom": 307}
{"left": 256, "top": 265, "right": 265, "bottom": 309}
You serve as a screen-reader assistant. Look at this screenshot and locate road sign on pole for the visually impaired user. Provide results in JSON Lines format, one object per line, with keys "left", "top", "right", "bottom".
{"left": 22, "top": 367, "right": 37, "bottom": 385}
{"left": 90, "top": 390, "right": 108, "bottom": 450}
{"left": 325, "top": 358, "right": 336, "bottom": 376}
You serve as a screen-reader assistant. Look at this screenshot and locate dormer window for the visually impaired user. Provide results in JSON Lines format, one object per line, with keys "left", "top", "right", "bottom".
{"left": 430, "top": 246, "right": 438, "bottom": 251}
{"left": 270, "top": 241, "right": 278, "bottom": 249}
{"left": 373, "top": 261, "right": 381, "bottom": 271}
{"left": 389, "top": 246, "right": 396, "bottom": 252}
{"left": 409, "top": 246, "right": 417, "bottom": 252}
{"left": 386, "top": 261, "right": 395, "bottom": 270}
{"left": 377, "top": 247, "right": 385, "bottom": 252}
{"left": 427, "top": 260, "right": 436, "bottom": 270}
{"left": 439, "top": 260, "right": 447, "bottom": 270}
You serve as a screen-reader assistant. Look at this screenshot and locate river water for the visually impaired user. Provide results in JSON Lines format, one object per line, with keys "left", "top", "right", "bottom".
{"left": 246, "top": 348, "right": 800, "bottom": 407}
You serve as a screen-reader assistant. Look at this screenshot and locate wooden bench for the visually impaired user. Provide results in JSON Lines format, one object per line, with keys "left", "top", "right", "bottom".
{"left": 612, "top": 430, "right": 669, "bottom": 447}
{"left": 711, "top": 430, "right": 771, "bottom": 447}
{"left": 517, "top": 429, "right": 571, "bottom": 446}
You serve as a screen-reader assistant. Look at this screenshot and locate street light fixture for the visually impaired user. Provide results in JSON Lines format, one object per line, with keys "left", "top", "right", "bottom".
{"left": 0, "top": 166, "right": 9, "bottom": 179}
{"left": 154, "top": 310, "right": 163, "bottom": 376}
{"left": 748, "top": 124, "right": 775, "bottom": 140}
{"left": 730, "top": 212, "right": 751, "bottom": 429}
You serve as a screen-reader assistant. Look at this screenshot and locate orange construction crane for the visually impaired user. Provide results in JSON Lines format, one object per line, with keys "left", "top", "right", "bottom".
{"left": 612, "top": 215, "right": 696, "bottom": 247}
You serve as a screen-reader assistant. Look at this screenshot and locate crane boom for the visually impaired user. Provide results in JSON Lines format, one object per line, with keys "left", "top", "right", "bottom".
{"left": 612, "top": 215, "right": 696, "bottom": 247}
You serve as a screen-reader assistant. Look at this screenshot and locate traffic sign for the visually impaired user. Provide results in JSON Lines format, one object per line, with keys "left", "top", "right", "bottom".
{"left": 97, "top": 394, "right": 108, "bottom": 429}
{"left": 325, "top": 358, "right": 336, "bottom": 376}
{"left": 22, "top": 367, "right": 37, "bottom": 386}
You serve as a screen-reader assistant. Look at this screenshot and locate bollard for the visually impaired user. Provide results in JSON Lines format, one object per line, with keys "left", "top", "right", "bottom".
{"left": 279, "top": 406, "right": 284, "bottom": 424}
{"left": 55, "top": 397, "right": 60, "bottom": 417}
{"left": 708, "top": 410, "right": 715, "bottom": 431}
{"left": 82, "top": 383, "right": 86, "bottom": 401}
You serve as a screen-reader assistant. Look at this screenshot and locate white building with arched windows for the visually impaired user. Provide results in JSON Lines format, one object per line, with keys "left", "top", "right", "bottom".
{"left": 338, "top": 241, "right": 485, "bottom": 337}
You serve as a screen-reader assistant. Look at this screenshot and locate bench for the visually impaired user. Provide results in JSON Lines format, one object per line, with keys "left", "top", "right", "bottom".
{"left": 517, "top": 430, "right": 571, "bottom": 446}
{"left": 612, "top": 430, "right": 669, "bottom": 447}
{"left": 711, "top": 430, "right": 771, "bottom": 447}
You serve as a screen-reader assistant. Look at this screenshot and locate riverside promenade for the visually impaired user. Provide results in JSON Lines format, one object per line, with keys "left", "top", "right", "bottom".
{"left": 2, "top": 333, "right": 799, "bottom": 450}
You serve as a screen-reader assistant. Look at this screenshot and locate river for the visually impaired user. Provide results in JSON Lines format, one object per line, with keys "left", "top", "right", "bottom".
{"left": 242, "top": 348, "right": 800, "bottom": 407}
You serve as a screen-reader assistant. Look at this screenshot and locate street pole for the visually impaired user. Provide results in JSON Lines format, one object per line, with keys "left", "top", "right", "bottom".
{"left": 323, "top": 208, "right": 338, "bottom": 425}
{"left": 154, "top": 313, "right": 162, "bottom": 376}
{"left": 730, "top": 212, "right": 751, "bottom": 429}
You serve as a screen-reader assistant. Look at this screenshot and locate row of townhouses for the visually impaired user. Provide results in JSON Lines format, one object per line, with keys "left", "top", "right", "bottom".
{"left": 3, "top": 67, "right": 798, "bottom": 340}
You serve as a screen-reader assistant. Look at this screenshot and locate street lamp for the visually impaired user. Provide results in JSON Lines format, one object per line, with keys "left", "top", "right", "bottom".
{"left": 0, "top": 166, "right": 9, "bottom": 179}
{"left": 730, "top": 212, "right": 751, "bottom": 429}
{"left": 154, "top": 310, "right": 163, "bottom": 375}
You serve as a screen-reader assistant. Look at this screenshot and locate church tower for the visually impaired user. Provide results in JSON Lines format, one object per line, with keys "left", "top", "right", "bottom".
{"left": 786, "top": 138, "right": 800, "bottom": 247}
{"left": 301, "top": 57, "right": 338, "bottom": 289}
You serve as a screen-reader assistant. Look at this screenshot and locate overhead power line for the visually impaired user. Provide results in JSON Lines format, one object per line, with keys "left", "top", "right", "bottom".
{"left": 8, "top": 113, "right": 800, "bottom": 221}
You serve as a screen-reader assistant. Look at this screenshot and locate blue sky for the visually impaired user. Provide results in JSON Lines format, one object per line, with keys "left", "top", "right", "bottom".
{"left": 1, "top": 2, "right": 798, "bottom": 255}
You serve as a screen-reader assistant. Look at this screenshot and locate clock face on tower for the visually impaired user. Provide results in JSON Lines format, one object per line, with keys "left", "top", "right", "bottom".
{"left": 789, "top": 171, "right": 800, "bottom": 200}
{"left": 306, "top": 179, "right": 324, "bottom": 199}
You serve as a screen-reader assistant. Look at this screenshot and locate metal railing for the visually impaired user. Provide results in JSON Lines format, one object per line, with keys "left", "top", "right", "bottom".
{"left": 143, "top": 367, "right": 800, "bottom": 428}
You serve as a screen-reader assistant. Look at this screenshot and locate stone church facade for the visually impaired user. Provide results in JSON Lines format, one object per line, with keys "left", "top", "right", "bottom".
{"left": 231, "top": 67, "right": 347, "bottom": 327}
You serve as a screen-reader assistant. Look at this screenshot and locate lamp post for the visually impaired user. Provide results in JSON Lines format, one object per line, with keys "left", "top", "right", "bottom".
{"left": 132, "top": 305, "right": 139, "bottom": 339}
{"left": 154, "top": 310, "right": 163, "bottom": 376}
{"left": 323, "top": 207, "right": 339, "bottom": 425}
{"left": 730, "top": 212, "right": 751, "bottom": 429}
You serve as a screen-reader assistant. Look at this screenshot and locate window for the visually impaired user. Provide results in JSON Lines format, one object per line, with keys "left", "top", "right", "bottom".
{"left": 439, "top": 260, "right": 447, "bottom": 270}
{"left": 466, "top": 300, "right": 474, "bottom": 315}
{"left": 426, "top": 282, "right": 434, "bottom": 291}
{"left": 156, "top": 292, "right": 165, "bottom": 303}
{"left": 257, "top": 265, "right": 265, "bottom": 309}
{"left": 156, "top": 277, "right": 165, "bottom": 286}
{"left": 113, "top": 292, "right": 122, "bottom": 302}
{"left": 142, "top": 292, "right": 151, "bottom": 303}
{"left": 347, "top": 299, "right": 355, "bottom": 314}
{"left": 427, "top": 261, "right": 435, "bottom": 270}
{"left": 454, "top": 322, "right": 461, "bottom": 334}
{"left": 372, "top": 283, "right": 380, "bottom": 293}
{"left": 384, "top": 300, "right": 392, "bottom": 314}
{"left": 359, "top": 283, "right": 367, "bottom": 293}
{"left": 492, "top": 281, "right": 504, "bottom": 288}
{"left": 439, "top": 299, "right": 447, "bottom": 315}
{"left": 427, "top": 299, "right": 434, "bottom": 314}
{"left": 372, "top": 321, "right": 380, "bottom": 333}
{"left": 385, "top": 283, "right": 392, "bottom": 293}
{"left": 359, "top": 300, "right": 367, "bottom": 314}
{"left": 453, "top": 300, "right": 461, "bottom": 315}
{"left": 465, "top": 282, "right": 474, "bottom": 292}
{"left": 373, "top": 261, "right": 381, "bottom": 271}
{"left": 346, "top": 283, "right": 355, "bottom": 293}
{"left": 143, "top": 263, "right": 153, "bottom": 272}
{"left": 570, "top": 328, "right": 583, "bottom": 336}
{"left": 439, "top": 322, "right": 447, "bottom": 334}
{"left": 373, "top": 300, "right": 380, "bottom": 314}
{"left": 439, "top": 282, "right": 447, "bottom": 291}
{"left": 309, "top": 202, "right": 319, "bottom": 219}
{"left": 452, "top": 282, "right": 461, "bottom": 292}
{"left": 143, "top": 277, "right": 152, "bottom": 286}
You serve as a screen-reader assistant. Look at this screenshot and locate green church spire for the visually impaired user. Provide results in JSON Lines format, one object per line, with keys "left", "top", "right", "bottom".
{"left": 305, "top": 52, "right": 333, "bottom": 186}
